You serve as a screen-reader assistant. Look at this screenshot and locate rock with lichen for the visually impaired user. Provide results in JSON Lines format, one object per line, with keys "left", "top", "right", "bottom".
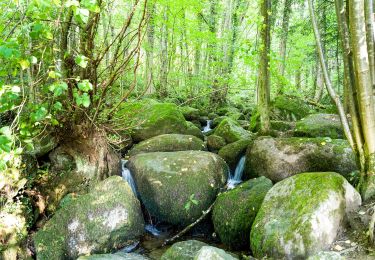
{"left": 244, "top": 137, "right": 357, "bottom": 182}
{"left": 128, "top": 151, "right": 228, "bottom": 226}
{"left": 250, "top": 172, "right": 361, "bottom": 259}
{"left": 33, "top": 176, "right": 144, "bottom": 260}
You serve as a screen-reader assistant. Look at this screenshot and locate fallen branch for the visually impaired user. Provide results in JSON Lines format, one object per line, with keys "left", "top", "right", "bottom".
{"left": 162, "top": 202, "right": 215, "bottom": 246}
{"left": 306, "top": 99, "right": 327, "bottom": 109}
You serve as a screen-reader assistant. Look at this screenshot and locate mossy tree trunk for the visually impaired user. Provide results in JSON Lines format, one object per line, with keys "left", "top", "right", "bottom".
{"left": 257, "top": 0, "right": 271, "bottom": 134}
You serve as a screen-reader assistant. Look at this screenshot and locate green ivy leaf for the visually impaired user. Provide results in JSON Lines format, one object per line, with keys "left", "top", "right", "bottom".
{"left": 74, "top": 8, "right": 90, "bottom": 24}
{"left": 75, "top": 55, "right": 88, "bottom": 68}
{"left": 49, "top": 82, "right": 68, "bottom": 96}
{"left": 31, "top": 106, "right": 48, "bottom": 122}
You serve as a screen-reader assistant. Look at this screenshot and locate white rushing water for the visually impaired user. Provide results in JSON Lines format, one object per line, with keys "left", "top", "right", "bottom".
{"left": 227, "top": 155, "right": 246, "bottom": 189}
{"left": 121, "top": 159, "right": 138, "bottom": 195}
{"left": 202, "top": 120, "right": 212, "bottom": 133}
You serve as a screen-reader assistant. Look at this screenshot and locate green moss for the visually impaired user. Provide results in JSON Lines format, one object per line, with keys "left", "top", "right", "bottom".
{"left": 214, "top": 118, "right": 252, "bottom": 144}
{"left": 218, "top": 138, "right": 253, "bottom": 170}
{"left": 212, "top": 177, "right": 272, "bottom": 249}
{"left": 116, "top": 100, "right": 188, "bottom": 141}
{"left": 161, "top": 240, "right": 208, "bottom": 260}
{"left": 207, "top": 135, "right": 227, "bottom": 152}
{"left": 250, "top": 172, "right": 348, "bottom": 259}
{"left": 128, "top": 134, "right": 206, "bottom": 156}
{"left": 295, "top": 114, "right": 344, "bottom": 139}
{"left": 180, "top": 106, "right": 201, "bottom": 121}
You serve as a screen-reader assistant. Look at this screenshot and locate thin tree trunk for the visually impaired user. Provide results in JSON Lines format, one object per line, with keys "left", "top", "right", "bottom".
{"left": 257, "top": 0, "right": 271, "bottom": 134}
{"left": 145, "top": 3, "right": 155, "bottom": 94}
{"left": 308, "top": 0, "right": 354, "bottom": 149}
{"left": 278, "top": 0, "right": 292, "bottom": 92}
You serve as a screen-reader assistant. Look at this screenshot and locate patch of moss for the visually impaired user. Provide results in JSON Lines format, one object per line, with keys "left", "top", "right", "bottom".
{"left": 161, "top": 240, "right": 208, "bottom": 260}
{"left": 294, "top": 114, "right": 344, "bottom": 139}
{"left": 218, "top": 138, "right": 253, "bottom": 170}
{"left": 212, "top": 177, "right": 272, "bottom": 249}
{"left": 214, "top": 118, "right": 252, "bottom": 144}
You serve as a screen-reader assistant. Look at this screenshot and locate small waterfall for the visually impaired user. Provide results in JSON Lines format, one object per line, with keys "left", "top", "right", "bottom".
{"left": 202, "top": 120, "right": 212, "bottom": 133}
{"left": 227, "top": 155, "right": 246, "bottom": 189}
{"left": 121, "top": 159, "right": 137, "bottom": 195}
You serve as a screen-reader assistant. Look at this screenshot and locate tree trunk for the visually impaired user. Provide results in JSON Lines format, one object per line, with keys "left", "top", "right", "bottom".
{"left": 145, "top": 3, "right": 156, "bottom": 94}
{"left": 159, "top": 6, "right": 169, "bottom": 98}
{"left": 257, "top": 0, "right": 271, "bottom": 134}
{"left": 348, "top": 0, "right": 375, "bottom": 200}
{"left": 278, "top": 0, "right": 292, "bottom": 93}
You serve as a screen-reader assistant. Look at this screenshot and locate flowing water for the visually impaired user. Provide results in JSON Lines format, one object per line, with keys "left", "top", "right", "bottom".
{"left": 227, "top": 155, "right": 246, "bottom": 189}
{"left": 202, "top": 120, "right": 212, "bottom": 133}
{"left": 121, "top": 159, "right": 138, "bottom": 195}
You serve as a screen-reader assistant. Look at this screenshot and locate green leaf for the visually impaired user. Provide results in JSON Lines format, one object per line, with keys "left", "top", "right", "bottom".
{"left": 49, "top": 82, "right": 68, "bottom": 96}
{"left": 31, "top": 106, "right": 48, "bottom": 122}
{"left": 77, "top": 80, "right": 92, "bottom": 92}
{"left": 75, "top": 93, "right": 91, "bottom": 108}
{"left": 65, "top": 0, "right": 80, "bottom": 8}
{"left": 30, "top": 56, "right": 38, "bottom": 64}
{"left": 81, "top": 0, "right": 100, "bottom": 12}
{"left": 53, "top": 102, "right": 63, "bottom": 111}
{"left": 75, "top": 55, "right": 89, "bottom": 68}
{"left": 48, "top": 71, "right": 62, "bottom": 79}
{"left": 192, "top": 199, "right": 198, "bottom": 205}
{"left": 74, "top": 8, "right": 90, "bottom": 24}
{"left": 184, "top": 202, "right": 191, "bottom": 210}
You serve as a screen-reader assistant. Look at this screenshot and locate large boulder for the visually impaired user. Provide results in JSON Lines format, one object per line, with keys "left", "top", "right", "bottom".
{"left": 214, "top": 118, "right": 252, "bottom": 144}
{"left": 161, "top": 240, "right": 208, "bottom": 260}
{"left": 271, "top": 96, "right": 311, "bottom": 121}
{"left": 218, "top": 138, "right": 253, "bottom": 171}
{"left": 184, "top": 121, "right": 205, "bottom": 140}
{"left": 194, "top": 246, "right": 237, "bottom": 260}
{"left": 128, "top": 151, "right": 228, "bottom": 225}
{"left": 128, "top": 134, "right": 206, "bottom": 156}
{"left": 34, "top": 176, "right": 144, "bottom": 260}
{"left": 295, "top": 114, "right": 344, "bottom": 139}
{"left": 116, "top": 100, "right": 191, "bottom": 141}
{"left": 245, "top": 137, "right": 357, "bottom": 182}
{"left": 250, "top": 172, "right": 361, "bottom": 259}
{"left": 212, "top": 177, "right": 272, "bottom": 249}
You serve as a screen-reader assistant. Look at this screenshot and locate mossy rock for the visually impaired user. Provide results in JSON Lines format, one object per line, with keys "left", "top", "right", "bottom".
{"left": 216, "top": 107, "right": 239, "bottom": 116}
{"left": 271, "top": 96, "right": 311, "bottom": 121}
{"left": 184, "top": 121, "right": 205, "bottom": 140}
{"left": 212, "top": 177, "right": 272, "bottom": 249}
{"left": 78, "top": 252, "right": 150, "bottom": 260}
{"left": 214, "top": 118, "right": 252, "bottom": 144}
{"left": 161, "top": 240, "right": 208, "bottom": 260}
{"left": 250, "top": 172, "right": 361, "bottom": 259}
{"left": 218, "top": 138, "right": 253, "bottom": 171}
{"left": 307, "top": 251, "right": 343, "bottom": 260}
{"left": 212, "top": 116, "right": 228, "bottom": 128}
{"left": 295, "top": 114, "right": 344, "bottom": 139}
{"left": 34, "top": 176, "right": 144, "bottom": 259}
{"left": 271, "top": 120, "right": 295, "bottom": 132}
{"left": 244, "top": 137, "right": 358, "bottom": 182}
{"left": 207, "top": 135, "right": 227, "bottom": 152}
{"left": 128, "top": 151, "right": 228, "bottom": 226}
{"left": 180, "top": 106, "right": 201, "bottom": 121}
{"left": 128, "top": 134, "right": 206, "bottom": 156}
{"left": 208, "top": 113, "right": 218, "bottom": 120}
{"left": 194, "top": 246, "right": 238, "bottom": 260}
{"left": 27, "top": 134, "right": 58, "bottom": 157}
{"left": 116, "top": 100, "right": 189, "bottom": 141}
{"left": 226, "top": 112, "right": 245, "bottom": 121}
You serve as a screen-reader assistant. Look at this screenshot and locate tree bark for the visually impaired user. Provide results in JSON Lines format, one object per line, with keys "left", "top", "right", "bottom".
{"left": 278, "top": 0, "right": 292, "bottom": 92}
{"left": 257, "top": 0, "right": 271, "bottom": 134}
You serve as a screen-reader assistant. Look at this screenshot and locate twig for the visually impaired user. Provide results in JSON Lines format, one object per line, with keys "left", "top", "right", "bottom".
{"left": 162, "top": 202, "right": 215, "bottom": 246}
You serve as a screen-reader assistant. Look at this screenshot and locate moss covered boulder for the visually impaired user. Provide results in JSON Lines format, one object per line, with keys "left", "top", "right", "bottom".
{"left": 34, "top": 176, "right": 144, "bottom": 259}
{"left": 207, "top": 135, "right": 227, "bottom": 152}
{"left": 295, "top": 114, "right": 344, "bottom": 139}
{"left": 245, "top": 137, "right": 357, "bottom": 182}
{"left": 218, "top": 138, "right": 253, "bottom": 171}
{"left": 250, "top": 172, "right": 361, "bottom": 259}
{"left": 180, "top": 106, "right": 201, "bottom": 121}
{"left": 161, "top": 240, "right": 208, "bottom": 260}
{"left": 194, "top": 246, "right": 238, "bottom": 260}
{"left": 214, "top": 118, "right": 252, "bottom": 144}
{"left": 184, "top": 121, "right": 205, "bottom": 140}
{"left": 116, "top": 100, "right": 190, "bottom": 141}
{"left": 128, "top": 151, "right": 228, "bottom": 225}
{"left": 212, "top": 177, "right": 272, "bottom": 249}
{"left": 128, "top": 134, "right": 206, "bottom": 156}
{"left": 271, "top": 96, "right": 311, "bottom": 121}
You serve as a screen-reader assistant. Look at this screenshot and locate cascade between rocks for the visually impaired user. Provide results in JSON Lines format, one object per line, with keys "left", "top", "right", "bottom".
{"left": 121, "top": 159, "right": 138, "bottom": 196}
{"left": 227, "top": 155, "right": 246, "bottom": 189}
{"left": 202, "top": 120, "right": 212, "bottom": 133}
